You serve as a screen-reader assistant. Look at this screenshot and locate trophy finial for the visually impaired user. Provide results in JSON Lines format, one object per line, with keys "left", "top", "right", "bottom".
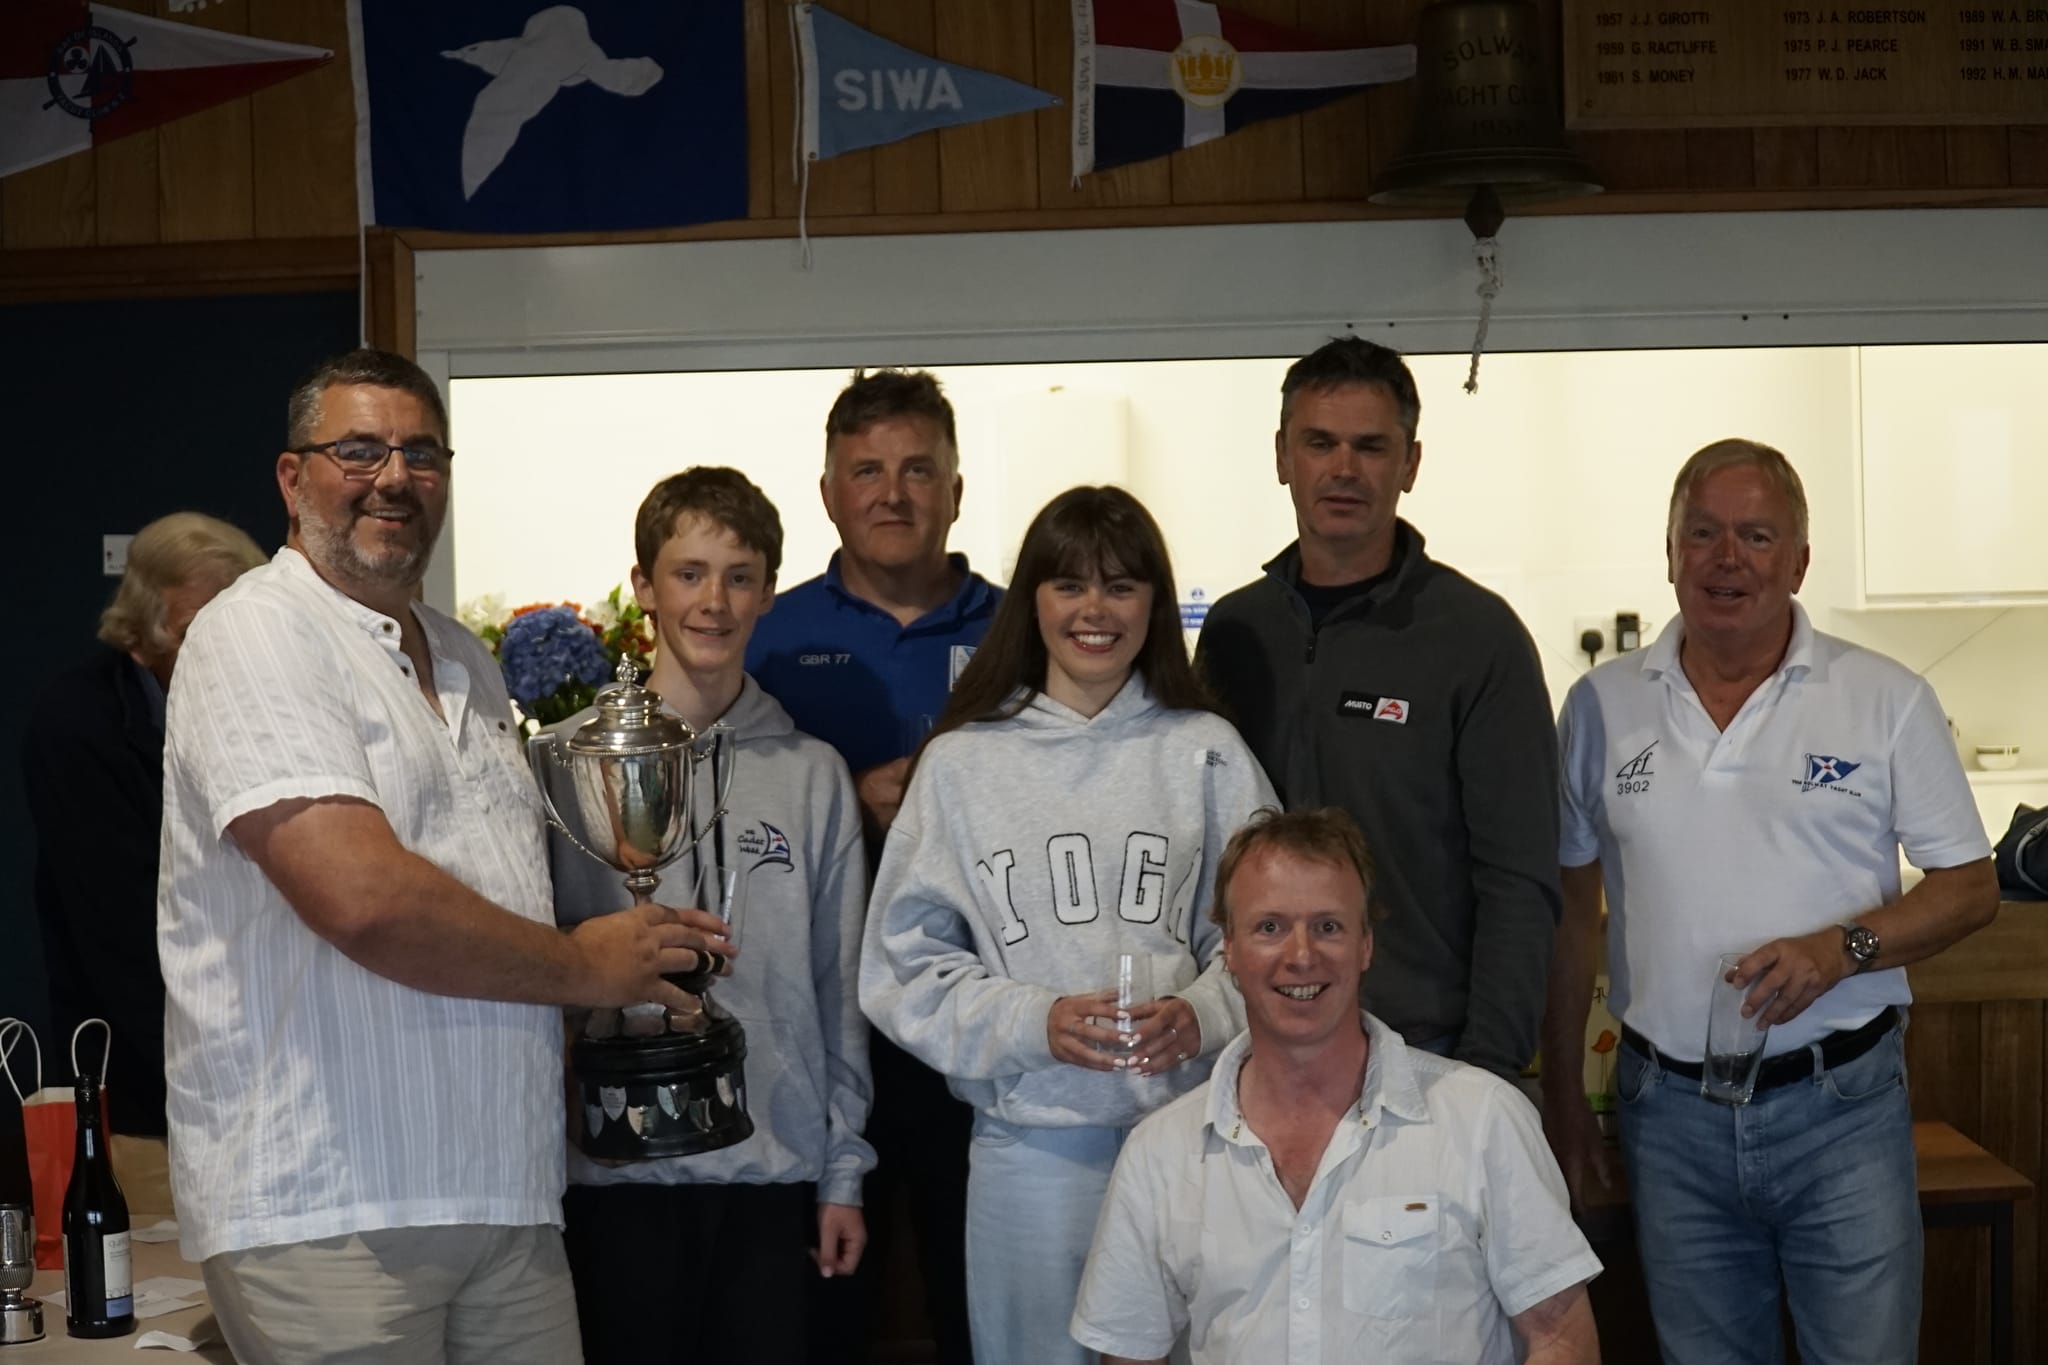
{"left": 615, "top": 656, "right": 640, "bottom": 685}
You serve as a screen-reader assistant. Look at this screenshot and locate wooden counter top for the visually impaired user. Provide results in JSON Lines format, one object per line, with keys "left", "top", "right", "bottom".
{"left": 1916, "top": 1120, "right": 2035, "bottom": 1207}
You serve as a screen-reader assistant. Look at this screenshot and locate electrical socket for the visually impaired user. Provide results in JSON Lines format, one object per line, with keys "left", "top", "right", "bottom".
{"left": 1572, "top": 615, "right": 1610, "bottom": 659}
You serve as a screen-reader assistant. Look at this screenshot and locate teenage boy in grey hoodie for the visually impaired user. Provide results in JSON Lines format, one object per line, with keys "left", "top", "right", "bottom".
{"left": 550, "top": 468, "right": 873, "bottom": 1365}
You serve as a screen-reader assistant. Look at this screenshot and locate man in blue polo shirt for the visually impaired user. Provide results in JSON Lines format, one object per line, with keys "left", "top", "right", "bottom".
{"left": 1540, "top": 438, "right": 1998, "bottom": 1365}
{"left": 748, "top": 367, "right": 995, "bottom": 1365}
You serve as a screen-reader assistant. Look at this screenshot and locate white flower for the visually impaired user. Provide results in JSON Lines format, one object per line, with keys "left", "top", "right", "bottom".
{"left": 586, "top": 594, "right": 622, "bottom": 630}
{"left": 458, "top": 592, "right": 511, "bottom": 634}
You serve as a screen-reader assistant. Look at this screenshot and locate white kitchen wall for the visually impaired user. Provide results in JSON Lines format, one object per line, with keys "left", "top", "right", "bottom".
{"left": 450, "top": 346, "right": 2047, "bottom": 825}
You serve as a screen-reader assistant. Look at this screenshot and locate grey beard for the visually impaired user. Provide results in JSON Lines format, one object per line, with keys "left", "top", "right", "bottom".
{"left": 295, "top": 485, "right": 437, "bottom": 591}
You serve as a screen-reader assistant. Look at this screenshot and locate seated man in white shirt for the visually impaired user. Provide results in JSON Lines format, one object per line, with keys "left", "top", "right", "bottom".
{"left": 1071, "top": 807, "right": 1601, "bottom": 1365}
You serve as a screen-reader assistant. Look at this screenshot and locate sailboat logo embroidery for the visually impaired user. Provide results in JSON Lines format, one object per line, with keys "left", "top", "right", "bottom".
{"left": 735, "top": 821, "right": 793, "bottom": 871}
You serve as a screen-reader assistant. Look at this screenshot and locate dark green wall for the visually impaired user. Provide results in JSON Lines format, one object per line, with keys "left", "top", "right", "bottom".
{"left": 5, "top": 289, "right": 360, "bottom": 1044}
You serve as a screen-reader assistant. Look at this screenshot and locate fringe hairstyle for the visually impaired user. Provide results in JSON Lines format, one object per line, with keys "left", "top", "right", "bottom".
{"left": 1279, "top": 337, "right": 1422, "bottom": 443}
{"left": 633, "top": 466, "right": 784, "bottom": 581}
{"left": 922, "top": 485, "right": 1216, "bottom": 758}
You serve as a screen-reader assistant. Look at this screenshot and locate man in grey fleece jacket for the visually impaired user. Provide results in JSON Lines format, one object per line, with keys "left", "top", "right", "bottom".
{"left": 548, "top": 468, "right": 872, "bottom": 1365}
{"left": 1195, "top": 338, "right": 1560, "bottom": 1082}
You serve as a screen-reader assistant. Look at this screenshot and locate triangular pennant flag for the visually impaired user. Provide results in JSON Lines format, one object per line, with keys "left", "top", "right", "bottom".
{"left": 351, "top": 0, "right": 746, "bottom": 232}
{"left": 797, "top": 4, "right": 1059, "bottom": 163}
{"left": 1, "top": 1, "right": 332, "bottom": 180}
{"left": 1071, "top": 0, "right": 1414, "bottom": 177}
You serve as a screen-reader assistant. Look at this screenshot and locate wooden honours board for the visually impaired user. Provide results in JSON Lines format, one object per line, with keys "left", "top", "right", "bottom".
{"left": 1563, "top": 3, "right": 2048, "bottom": 127}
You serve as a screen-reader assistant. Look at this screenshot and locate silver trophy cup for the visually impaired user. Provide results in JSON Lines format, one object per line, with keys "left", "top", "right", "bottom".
{"left": 528, "top": 660, "right": 752, "bottom": 1160}
{"left": 0, "top": 1205, "right": 42, "bottom": 1346}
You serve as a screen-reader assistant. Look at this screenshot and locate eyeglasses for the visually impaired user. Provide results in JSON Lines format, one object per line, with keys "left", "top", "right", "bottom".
{"left": 294, "top": 438, "right": 454, "bottom": 479}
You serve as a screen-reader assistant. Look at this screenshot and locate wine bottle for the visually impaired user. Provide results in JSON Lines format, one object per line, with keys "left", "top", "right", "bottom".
{"left": 61, "top": 1074, "right": 133, "bottom": 1338}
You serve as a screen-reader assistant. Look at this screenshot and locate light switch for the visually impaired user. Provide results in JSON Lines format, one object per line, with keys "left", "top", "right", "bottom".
{"left": 103, "top": 534, "right": 134, "bottom": 577}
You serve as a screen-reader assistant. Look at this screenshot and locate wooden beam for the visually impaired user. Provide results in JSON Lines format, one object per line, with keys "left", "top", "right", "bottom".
{"left": 379, "top": 182, "right": 2048, "bottom": 251}
{"left": 0, "top": 236, "right": 357, "bottom": 305}
{"left": 363, "top": 227, "right": 415, "bottom": 357}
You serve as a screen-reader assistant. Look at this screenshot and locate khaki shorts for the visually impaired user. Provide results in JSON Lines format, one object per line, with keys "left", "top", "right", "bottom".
{"left": 202, "top": 1224, "right": 581, "bottom": 1365}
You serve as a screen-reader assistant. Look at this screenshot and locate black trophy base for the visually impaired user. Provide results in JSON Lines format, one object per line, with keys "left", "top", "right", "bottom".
{"left": 573, "top": 1004, "right": 752, "bottom": 1160}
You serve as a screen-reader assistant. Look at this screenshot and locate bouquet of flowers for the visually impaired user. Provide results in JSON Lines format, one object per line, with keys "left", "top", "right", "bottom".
{"left": 461, "top": 585, "right": 656, "bottom": 734}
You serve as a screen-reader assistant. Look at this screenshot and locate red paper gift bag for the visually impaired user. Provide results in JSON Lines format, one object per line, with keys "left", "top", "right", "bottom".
{"left": 1, "top": 1019, "right": 112, "bottom": 1271}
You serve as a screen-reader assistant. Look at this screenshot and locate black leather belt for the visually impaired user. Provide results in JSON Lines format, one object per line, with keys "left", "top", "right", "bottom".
{"left": 1621, "top": 1005, "right": 1899, "bottom": 1093}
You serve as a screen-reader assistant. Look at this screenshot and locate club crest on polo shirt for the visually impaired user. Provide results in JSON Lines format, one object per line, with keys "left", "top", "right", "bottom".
{"left": 1614, "top": 740, "right": 1658, "bottom": 796}
{"left": 1337, "top": 691, "right": 1411, "bottom": 724}
{"left": 1796, "top": 754, "right": 1864, "bottom": 797}
{"left": 736, "top": 821, "right": 794, "bottom": 871}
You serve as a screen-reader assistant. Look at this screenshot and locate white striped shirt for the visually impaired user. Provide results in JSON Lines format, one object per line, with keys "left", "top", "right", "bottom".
{"left": 159, "top": 549, "right": 563, "bottom": 1262}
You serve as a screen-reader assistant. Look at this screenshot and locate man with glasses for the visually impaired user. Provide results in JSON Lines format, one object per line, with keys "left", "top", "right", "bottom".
{"left": 157, "top": 349, "right": 719, "bottom": 1364}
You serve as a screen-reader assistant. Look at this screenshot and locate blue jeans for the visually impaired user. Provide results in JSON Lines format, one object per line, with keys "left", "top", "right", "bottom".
{"left": 1617, "top": 1023, "right": 1921, "bottom": 1365}
{"left": 965, "top": 1117, "right": 1128, "bottom": 1365}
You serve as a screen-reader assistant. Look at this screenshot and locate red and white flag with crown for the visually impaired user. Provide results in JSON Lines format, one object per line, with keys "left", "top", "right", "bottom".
{"left": 1072, "top": 0, "right": 1413, "bottom": 177}
{"left": 1, "top": 0, "right": 331, "bottom": 180}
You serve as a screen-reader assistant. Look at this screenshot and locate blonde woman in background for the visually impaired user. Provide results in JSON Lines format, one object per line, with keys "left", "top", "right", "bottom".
{"left": 24, "top": 511, "right": 267, "bottom": 1205}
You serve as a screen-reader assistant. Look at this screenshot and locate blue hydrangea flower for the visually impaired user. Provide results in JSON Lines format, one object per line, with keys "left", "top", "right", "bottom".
{"left": 499, "top": 606, "right": 610, "bottom": 707}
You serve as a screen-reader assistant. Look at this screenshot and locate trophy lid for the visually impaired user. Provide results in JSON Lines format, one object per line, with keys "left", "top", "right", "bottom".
{"left": 564, "top": 658, "right": 695, "bottom": 757}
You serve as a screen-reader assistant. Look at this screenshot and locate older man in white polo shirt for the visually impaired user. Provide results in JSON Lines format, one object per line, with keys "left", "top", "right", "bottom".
{"left": 1072, "top": 807, "right": 1600, "bottom": 1365}
{"left": 1540, "top": 438, "right": 1998, "bottom": 1365}
{"left": 158, "top": 349, "right": 720, "bottom": 1365}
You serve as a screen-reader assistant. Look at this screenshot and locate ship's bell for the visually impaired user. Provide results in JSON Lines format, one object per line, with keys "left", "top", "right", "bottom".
{"left": 1369, "top": 0, "right": 1602, "bottom": 215}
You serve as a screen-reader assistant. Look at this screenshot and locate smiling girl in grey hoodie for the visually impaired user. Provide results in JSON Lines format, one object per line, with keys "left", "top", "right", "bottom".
{"left": 861, "top": 486, "right": 1274, "bottom": 1365}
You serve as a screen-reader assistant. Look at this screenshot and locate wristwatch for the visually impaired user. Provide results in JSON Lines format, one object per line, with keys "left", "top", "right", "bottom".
{"left": 1840, "top": 923, "right": 1881, "bottom": 973}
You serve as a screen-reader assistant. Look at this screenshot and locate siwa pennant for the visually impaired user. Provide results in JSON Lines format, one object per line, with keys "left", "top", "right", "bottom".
{"left": 1, "top": 0, "right": 331, "bottom": 180}
{"left": 1071, "top": 0, "right": 1414, "bottom": 177}
{"left": 796, "top": 4, "right": 1059, "bottom": 163}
